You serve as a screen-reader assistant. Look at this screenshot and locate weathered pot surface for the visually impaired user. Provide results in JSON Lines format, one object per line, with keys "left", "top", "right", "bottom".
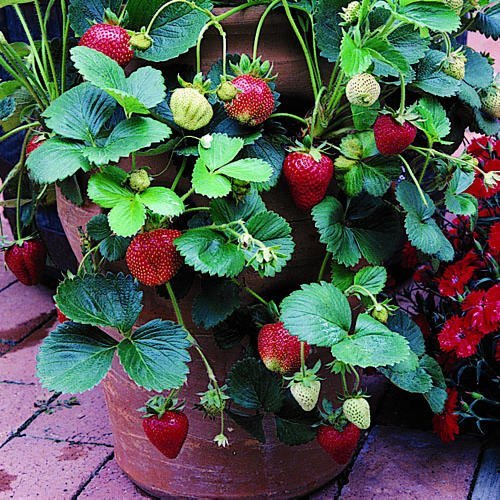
{"left": 55, "top": 158, "right": 351, "bottom": 498}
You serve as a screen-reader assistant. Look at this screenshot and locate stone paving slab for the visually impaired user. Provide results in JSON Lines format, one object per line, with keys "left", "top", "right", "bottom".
{"left": 0, "top": 382, "right": 52, "bottom": 444}
{"left": 0, "top": 281, "right": 54, "bottom": 342}
{"left": 0, "top": 437, "right": 112, "bottom": 498}
{"left": 26, "top": 386, "right": 114, "bottom": 446}
{"left": 340, "top": 425, "right": 481, "bottom": 499}
{"left": 79, "top": 459, "right": 151, "bottom": 499}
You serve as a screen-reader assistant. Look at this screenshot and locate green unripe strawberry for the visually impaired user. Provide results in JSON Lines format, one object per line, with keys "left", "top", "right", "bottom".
{"left": 343, "top": 397, "right": 370, "bottom": 430}
{"left": 290, "top": 380, "right": 321, "bottom": 411}
{"left": 129, "top": 169, "right": 150, "bottom": 192}
{"left": 130, "top": 31, "right": 153, "bottom": 51}
{"left": 443, "top": 0, "right": 463, "bottom": 14}
{"left": 481, "top": 83, "right": 500, "bottom": 118}
{"left": 217, "top": 81, "right": 238, "bottom": 101}
{"left": 372, "top": 305, "right": 389, "bottom": 323}
{"left": 345, "top": 73, "right": 380, "bottom": 107}
{"left": 340, "top": 1, "right": 361, "bottom": 24}
{"left": 170, "top": 88, "right": 213, "bottom": 131}
{"left": 443, "top": 52, "right": 467, "bottom": 80}
{"left": 197, "top": 384, "right": 229, "bottom": 419}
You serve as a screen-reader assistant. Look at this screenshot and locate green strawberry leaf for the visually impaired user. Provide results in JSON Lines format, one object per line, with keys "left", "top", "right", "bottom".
{"left": 117, "top": 319, "right": 191, "bottom": 392}
{"left": 82, "top": 117, "right": 171, "bottom": 165}
{"left": 87, "top": 214, "right": 113, "bottom": 241}
{"left": 36, "top": 322, "right": 118, "bottom": 393}
{"left": 42, "top": 83, "right": 116, "bottom": 142}
{"left": 175, "top": 227, "right": 245, "bottom": 277}
{"left": 414, "top": 49, "right": 460, "bottom": 97}
{"left": 210, "top": 189, "right": 266, "bottom": 225}
{"left": 227, "top": 410, "right": 265, "bottom": 443}
{"left": 55, "top": 273, "right": 143, "bottom": 333}
{"left": 413, "top": 97, "right": 451, "bottom": 143}
{"left": 312, "top": 195, "right": 401, "bottom": 267}
{"left": 280, "top": 282, "right": 351, "bottom": 347}
{"left": 330, "top": 314, "right": 411, "bottom": 368}
{"left": 275, "top": 415, "right": 317, "bottom": 446}
{"left": 138, "top": 187, "right": 185, "bottom": 217}
{"left": 134, "top": 0, "right": 213, "bottom": 63}
{"left": 444, "top": 169, "right": 477, "bottom": 216}
{"left": 353, "top": 266, "right": 387, "bottom": 295}
{"left": 387, "top": 310, "right": 426, "bottom": 356}
{"left": 192, "top": 279, "right": 240, "bottom": 330}
{"left": 331, "top": 261, "right": 356, "bottom": 292}
{"left": 469, "top": 2, "right": 500, "bottom": 41}
{"left": 226, "top": 357, "right": 284, "bottom": 413}
{"left": 244, "top": 211, "right": 295, "bottom": 277}
{"left": 87, "top": 214, "right": 131, "bottom": 261}
{"left": 87, "top": 166, "right": 131, "bottom": 209}
{"left": 27, "top": 138, "right": 91, "bottom": 184}
{"left": 218, "top": 158, "right": 273, "bottom": 183}
{"left": 340, "top": 31, "right": 372, "bottom": 76}
{"left": 379, "top": 357, "right": 433, "bottom": 393}
{"left": 107, "top": 196, "right": 146, "bottom": 237}
{"left": 71, "top": 47, "right": 166, "bottom": 115}
{"left": 463, "top": 48, "right": 494, "bottom": 90}
{"left": 192, "top": 159, "right": 232, "bottom": 198}
{"left": 198, "top": 133, "right": 244, "bottom": 170}
{"left": 68, "top": 0, "right": 122, "bottom": 36}
{"left": 0, "top": 97, "right": 15, "bottom": 121}
{"left": 314, "top": 0, "right": 346, "bottom": 62}
{"left": 396, "top": 1, "right": 460, "bottom": 33}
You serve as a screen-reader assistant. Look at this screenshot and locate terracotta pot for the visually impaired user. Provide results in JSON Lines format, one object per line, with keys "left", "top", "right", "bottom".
{"left": 55, "top": 159, "right": 353, "bottom": 497}
{"left": 136, "top": 6, "right": 331, "bottom": 101}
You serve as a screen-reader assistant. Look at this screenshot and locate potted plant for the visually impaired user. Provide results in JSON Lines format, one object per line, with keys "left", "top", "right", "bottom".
{"left": 1, "top": 0, "right": 499, "bottom": 497}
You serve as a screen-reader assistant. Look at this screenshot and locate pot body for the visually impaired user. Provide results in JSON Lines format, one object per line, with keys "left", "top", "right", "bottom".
{"left": 133, "top": 6, "right": 331, "bottom": 101}
{"left": 55, "top": 164, "right": 349, "bottom": 497}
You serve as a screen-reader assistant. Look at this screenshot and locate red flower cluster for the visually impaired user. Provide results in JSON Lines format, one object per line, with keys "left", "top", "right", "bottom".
{"left": 432, "top": 388, "right": 460, "bottom": 443}
{"left": 437, "top": 251, "right": 478, "bottom": 297}
{"left": 466, "top": 137, "right": 500, "bottom": 199}
{"left": 438, "top": 284, "right": 499, "bottom": 358}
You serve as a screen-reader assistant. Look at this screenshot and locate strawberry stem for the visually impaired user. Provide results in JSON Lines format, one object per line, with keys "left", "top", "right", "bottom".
{"left": 252, "top": 0, "right": 282, "bottom": 61}
{"left": 269, "top": 113, "right": 308, "bottom": 127}
{"left": 230, "top": 277, "right": 269, "bottom": 307}
{"left": 398, "top": 73, "right": 406, "bottom": 117}
{"left": 317, "top": 252, "right": 330, "bottom": 282}
{"left": 398, "top": 155, "right": 428, "bottom": 207}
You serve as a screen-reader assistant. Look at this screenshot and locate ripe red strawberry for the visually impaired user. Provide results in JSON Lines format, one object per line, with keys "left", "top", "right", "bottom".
{"left": 4, "top": 239, "right": 46, "bottom": 286}
{"left": 143, "top": 411, "right": 189, "bottom": 459}
{"left": 317, "top": 423, "right": 361, "bottom": 464}
{"left": 126, "top": 229, "right": 183, "bottom": 287}
{"left": 26, "top": 135, "right": 45, "bottom": 156}
{"left": 283, "top": 151, "right": 334, "bottom": 210}
{"left": 373, "top": 115, "right": 417, "bottom": 156}
{"left": 225, "top": 75, "right": 274, "bottom": 126}
{"left": 79, "top": 24, "right": 134, "bottom": 67}
{"left": 56, "top": 306, "right": 69, "bottom": 323}
{"left": 258, "top": 322, "right": 310, "bottom": 374}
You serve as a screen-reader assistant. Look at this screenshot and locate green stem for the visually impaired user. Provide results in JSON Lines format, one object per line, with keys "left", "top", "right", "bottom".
{"left": 442, "top": 32, "right": 452, "bottom": 57}
{"left": 34, "top": 0, "right": 58, "bottom": 97}
{"left": 300, "top": 341, "right": 306, "bottom": 376}
{"left": 352, "top": 366, "right": 360, "bottom": 392}
{"left": 281, "top": 0, "right": 318, "bottom": 98}
{"left": 184, "top": 206, "right": 210, "bottom": 213}
{"left": 346, "top": 284, "right": 379, "bottom": 309}
{"left": 418, "top": 146, "right": 432, "bottom": 183}
{"left": 398, "top": 73, "right": 406, "bottom": 116}
{"left": 311, "top": 86, "right": 327, "bottom": 140}
{"left": 399, "top": 155, "right": 428, "bottom": 207}
{"left": 165, "top": 282, "right": 185, "bottom": 326}
{"left": 60, "top": 0, "right": 70, "bottom": 93}
{"left": 317, "top": 251, "right": 330, "bottom": 282}
{"left": 326, "top": 68, "right": 345, "bottom": 116}
{"left": 269, "top": 112, "right": 308, "bottom": 126}
{"left": 195, "top": 21, "right": 212, "bottom": 74}
{"left": 252, "top": 0, "right": 281, "bottom": 60}
{"left": 14, "top": 130, "right": 32, "bottom": 242}
{"left": 339, "top": 370, "right": 349, "bottom": 395}
{"left": 14, "top": 5, "right": 51, "bottom": 94}
{"left": 215, "top": 1, "right": 268, "bottom": 22}
{"left": 171, "top": 157, "right": 188, "bottom": 191}
{"left": 230, "top": 277, "right": 269, "bottom": 306}
{"left": 0, "top": 122, "right": 41, "bottom": 143}
{"left": 180, "top": 186, "right": 195, "bottom": 201}
{"left": 77, "top": 244, "right": 101, "bottom": 275}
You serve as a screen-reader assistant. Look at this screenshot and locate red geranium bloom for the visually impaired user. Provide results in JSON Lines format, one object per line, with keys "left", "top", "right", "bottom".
{"left": 466, "top": 159, "right": 500, "bottom": 199}
{"left": 432, "top": 388, "right": 460, "bottom": 443}
{"left": 438, "top": 316, "right": 483, "bottom": 358}
{"left": 462, "top": 285, "right": 500, "bottom": 335}
{"left": 401, "top": 241, "right": 418, "bottom": 269}
{"left": 467, "top": 136, "right": 495, "bottom": 162}
{"left": 488, "top": 221, "right": 500, "bottom": 260}
{"left": 437, "top": 252, "right": 478, "bottom": 297}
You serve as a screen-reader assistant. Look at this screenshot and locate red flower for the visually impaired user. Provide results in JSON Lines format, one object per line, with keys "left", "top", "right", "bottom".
{"left": 437, "top": 252, "right": 478, "bottom": 297}
{"left": 467, "top": 136, "right": 495, "bottom": 162}
{"left": 401, "top": 241, "right": 418, "bottom": 269}
{"left": 438, "top": 316, "right": 483, "bottom": 358}
{"left": 432, "top": 388, "right": 460, "bottom": 443}
{"left": 466, "top": 159, "right": 500, "bottom": 199}
{"left": 488, "top": 221, "right": 500, "bottom": 260}
{"left": 462, "top": 285, "right": 500, "bottom": 335}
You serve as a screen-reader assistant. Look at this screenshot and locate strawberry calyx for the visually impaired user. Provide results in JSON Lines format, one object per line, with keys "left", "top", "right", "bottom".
{"left": 102, "top": 8, "right": 121, "bottom": 26}
{"left": 318, "top": 399, "right": 350, "bottom": 431}
{"left": 178, "top": 72, "right": 213, "bottom": 95}
{"left": 139, "top": 393, "right": 185, "bottom": 419}
{"left": 288, "top": 136, "right": 329, "bottom": 163}
{"left": 129, "top": 27, "right": 153, "bottom": 51}
{"left": 285, "top": 360, "right": 322, "bottom": 386}
{"left": 378, "top": 107, "right": 420, "bottom": 127}
{"left": 229, "top": 54, "right": 276, "bottom": 82}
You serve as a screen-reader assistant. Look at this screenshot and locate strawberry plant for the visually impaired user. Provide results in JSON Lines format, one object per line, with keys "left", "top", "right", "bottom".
{"left": 0, "top": 0, "right": 498, "bottom": 470}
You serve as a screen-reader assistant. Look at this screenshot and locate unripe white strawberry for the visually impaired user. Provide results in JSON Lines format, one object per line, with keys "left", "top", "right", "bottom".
{"left": 290, "top": 380, "right": 321, "bottom": 411}
{"left": 340, "top": 1, "right": 361, "bottom": 24}
{"left": 343, "top": 397, "right": 370, "bottom": 430}
{"left": 443, "top": 52, "right": 467, "bottom": 80}
{"left": 481, "top": 83, "right": 500, "bottom": 118}
{"left": 345, "top": 73, "right": 380, "bottom": 107}
{"left": 443, "top": 0, "right": 463, "bottom": 15}
{"left": 170, "top": 88, "right": 213, "bottom": 130}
